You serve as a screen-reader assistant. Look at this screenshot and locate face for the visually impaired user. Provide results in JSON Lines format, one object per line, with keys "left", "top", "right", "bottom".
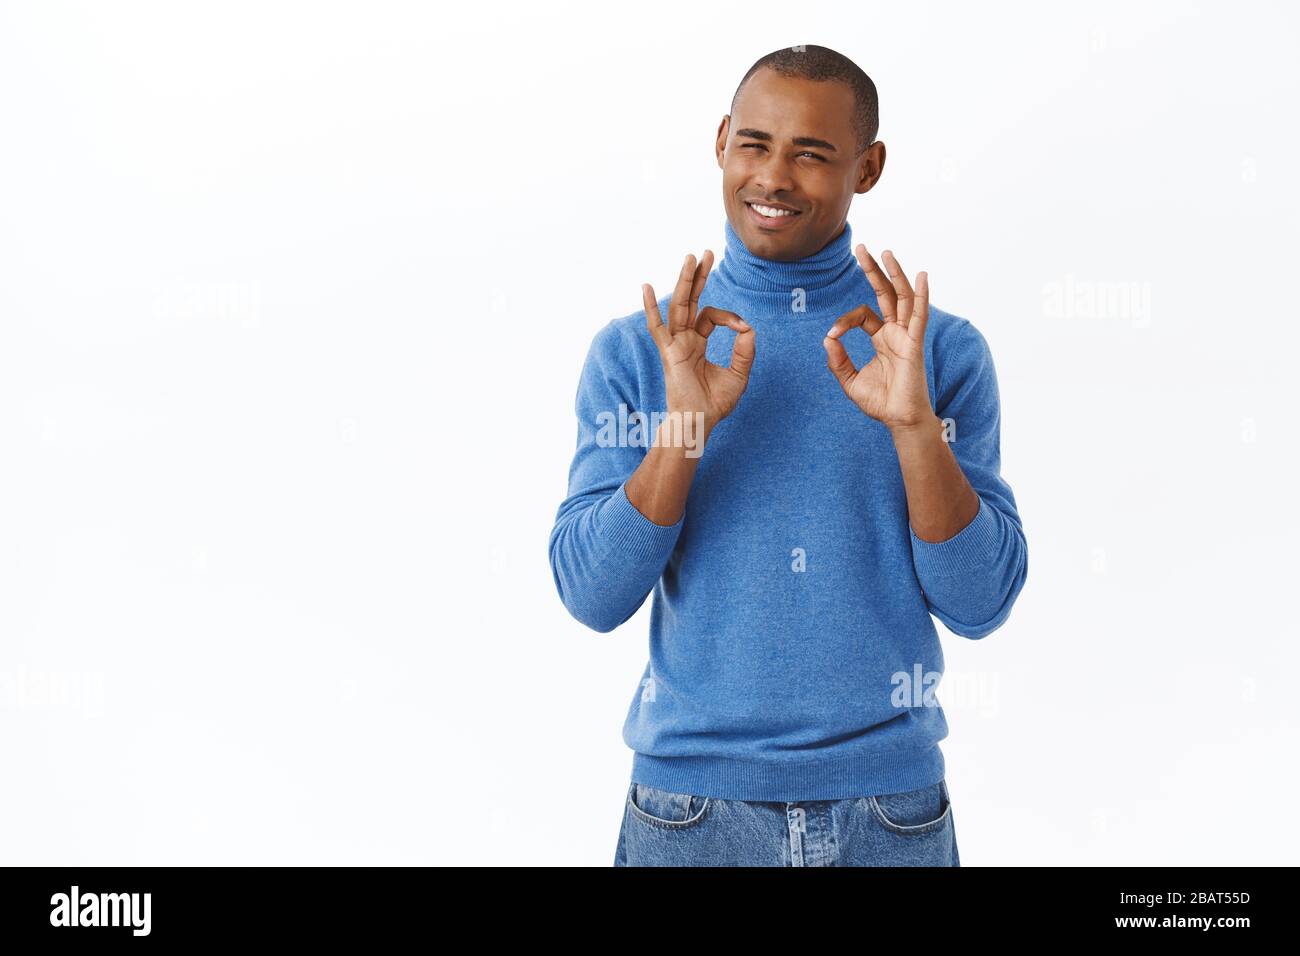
{"left": 716, "top": 67, "right": 886, "bottom": 261}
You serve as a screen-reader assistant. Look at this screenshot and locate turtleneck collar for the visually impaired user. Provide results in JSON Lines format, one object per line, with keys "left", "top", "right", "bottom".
{"left": 708, "top": 217, "right": 874, "bottom": 321}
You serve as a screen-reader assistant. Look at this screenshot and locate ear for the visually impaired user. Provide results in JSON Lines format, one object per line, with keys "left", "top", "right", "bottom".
{"left": 715, "top": 115, "right": 730, "bottom": 169}
{"left": 855, "top": 140, "right": 886, "bottom": 195}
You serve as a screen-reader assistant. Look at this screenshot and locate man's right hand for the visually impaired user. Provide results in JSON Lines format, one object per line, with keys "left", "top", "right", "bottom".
{"left": 642, "top": 249, "right": 756, "bottom": 443}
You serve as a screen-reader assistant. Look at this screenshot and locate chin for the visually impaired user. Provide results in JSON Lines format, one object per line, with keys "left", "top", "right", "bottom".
{"left": 745, "top": 228, "right": 794, "bottom": 249}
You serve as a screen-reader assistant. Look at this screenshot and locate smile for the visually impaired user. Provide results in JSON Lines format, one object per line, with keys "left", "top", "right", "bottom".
{"left": 745, "top": 201, "right": 803, "bottom": 228}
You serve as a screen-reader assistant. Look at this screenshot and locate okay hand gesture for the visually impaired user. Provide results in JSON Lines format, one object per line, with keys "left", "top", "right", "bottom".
{"left": 643, "top": 250, "right": 756, "bottom": 437}
{"left": 823, "top": 246, "right": 935, "bottom": 432}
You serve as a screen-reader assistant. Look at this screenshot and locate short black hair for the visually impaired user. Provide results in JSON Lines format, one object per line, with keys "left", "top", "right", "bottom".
{"left": 729, "top": 45, "right": 879, "bottom": 156}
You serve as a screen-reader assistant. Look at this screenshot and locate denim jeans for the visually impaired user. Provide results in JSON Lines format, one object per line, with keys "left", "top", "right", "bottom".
{"left": 614, "top": 778, "right": 960, "bottom": 866}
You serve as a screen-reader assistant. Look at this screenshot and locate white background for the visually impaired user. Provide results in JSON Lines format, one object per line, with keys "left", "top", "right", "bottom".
{"left": 1, "top": 0, "right": 1296, "bottom": 865}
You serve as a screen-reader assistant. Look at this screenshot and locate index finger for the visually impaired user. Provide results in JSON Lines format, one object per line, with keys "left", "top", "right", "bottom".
{"left": 824, "top": 303, "right": 885, "bottom": 340}
{"left": 694, "top": 305, "right": 749, "bottom": 340}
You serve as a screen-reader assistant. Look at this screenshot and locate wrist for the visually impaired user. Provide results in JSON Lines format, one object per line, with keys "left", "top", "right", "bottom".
{"left": 653, "top": 412, "right": 712, "bottom": 460}
{"left": 887, "top": 412, "right": 942, "bottom": 441}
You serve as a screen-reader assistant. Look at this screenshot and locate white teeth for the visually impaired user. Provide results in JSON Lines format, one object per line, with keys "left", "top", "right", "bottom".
{"left": 750, "top": 203, "right": 797, "bottom": 218}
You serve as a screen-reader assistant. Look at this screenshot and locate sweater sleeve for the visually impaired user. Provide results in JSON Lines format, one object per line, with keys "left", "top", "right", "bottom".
{"left": 547, "top": 321, "right": 685, "bottom": 633}
{"left": 909, "top": 320, "right": 1028, "bottom": 639}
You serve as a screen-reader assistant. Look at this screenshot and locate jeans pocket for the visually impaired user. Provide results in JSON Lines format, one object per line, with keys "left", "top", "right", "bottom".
{"left": 869, "top": 779, "right": 951, "bottom": 835}
{"left": 626, "top": 782, "right": 711, "bottom": 830}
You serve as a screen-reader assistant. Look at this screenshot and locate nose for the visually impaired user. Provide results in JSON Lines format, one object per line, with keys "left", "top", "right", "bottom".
{"left": 753, "top": 149, "right": 797, "bottom": 195}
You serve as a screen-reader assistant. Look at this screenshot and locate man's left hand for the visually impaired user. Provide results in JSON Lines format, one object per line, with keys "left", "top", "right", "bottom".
{"left": 823, "top": 245, "right": 937, "bottom": 434}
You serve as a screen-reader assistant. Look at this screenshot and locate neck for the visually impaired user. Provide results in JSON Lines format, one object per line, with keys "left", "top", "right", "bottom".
{"left": 711, "top": 217, "right": 868, "bottom": 321}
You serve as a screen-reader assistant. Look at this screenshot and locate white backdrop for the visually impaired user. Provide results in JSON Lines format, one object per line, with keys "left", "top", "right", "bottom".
{"left": 1, "top": 0, "right": 1296, "bottom": 865}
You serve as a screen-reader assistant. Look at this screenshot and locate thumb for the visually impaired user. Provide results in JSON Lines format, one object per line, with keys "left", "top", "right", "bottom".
{"left": 728, "top": 325, "right": 756, "bottom": 384}
{"left": 823, "top": 334, "right": 857, "bottom": 391}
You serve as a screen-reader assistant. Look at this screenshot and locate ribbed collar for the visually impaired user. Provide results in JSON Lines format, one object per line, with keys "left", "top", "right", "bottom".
{"left": 709, "top": 217, "right": 872, "bottom": 321}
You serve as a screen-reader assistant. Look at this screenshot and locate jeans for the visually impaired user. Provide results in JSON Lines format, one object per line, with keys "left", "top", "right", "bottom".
{"left": 614, "top": 778, "right": 960, "bottom": 866}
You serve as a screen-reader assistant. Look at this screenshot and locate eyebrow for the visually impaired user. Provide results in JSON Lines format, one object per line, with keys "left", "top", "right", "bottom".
{"left": 733, "top": 128, "right": 838, "bottom": 152}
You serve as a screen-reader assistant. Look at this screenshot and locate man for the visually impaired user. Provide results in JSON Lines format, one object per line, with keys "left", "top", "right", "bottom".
{"left": 548, "top": 45, "right": 1027, "bottom": 866}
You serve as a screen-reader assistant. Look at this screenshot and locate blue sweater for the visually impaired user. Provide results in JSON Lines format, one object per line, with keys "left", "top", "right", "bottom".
{"left": 549, "top": 218, "right": 1028, "bottom": 802}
